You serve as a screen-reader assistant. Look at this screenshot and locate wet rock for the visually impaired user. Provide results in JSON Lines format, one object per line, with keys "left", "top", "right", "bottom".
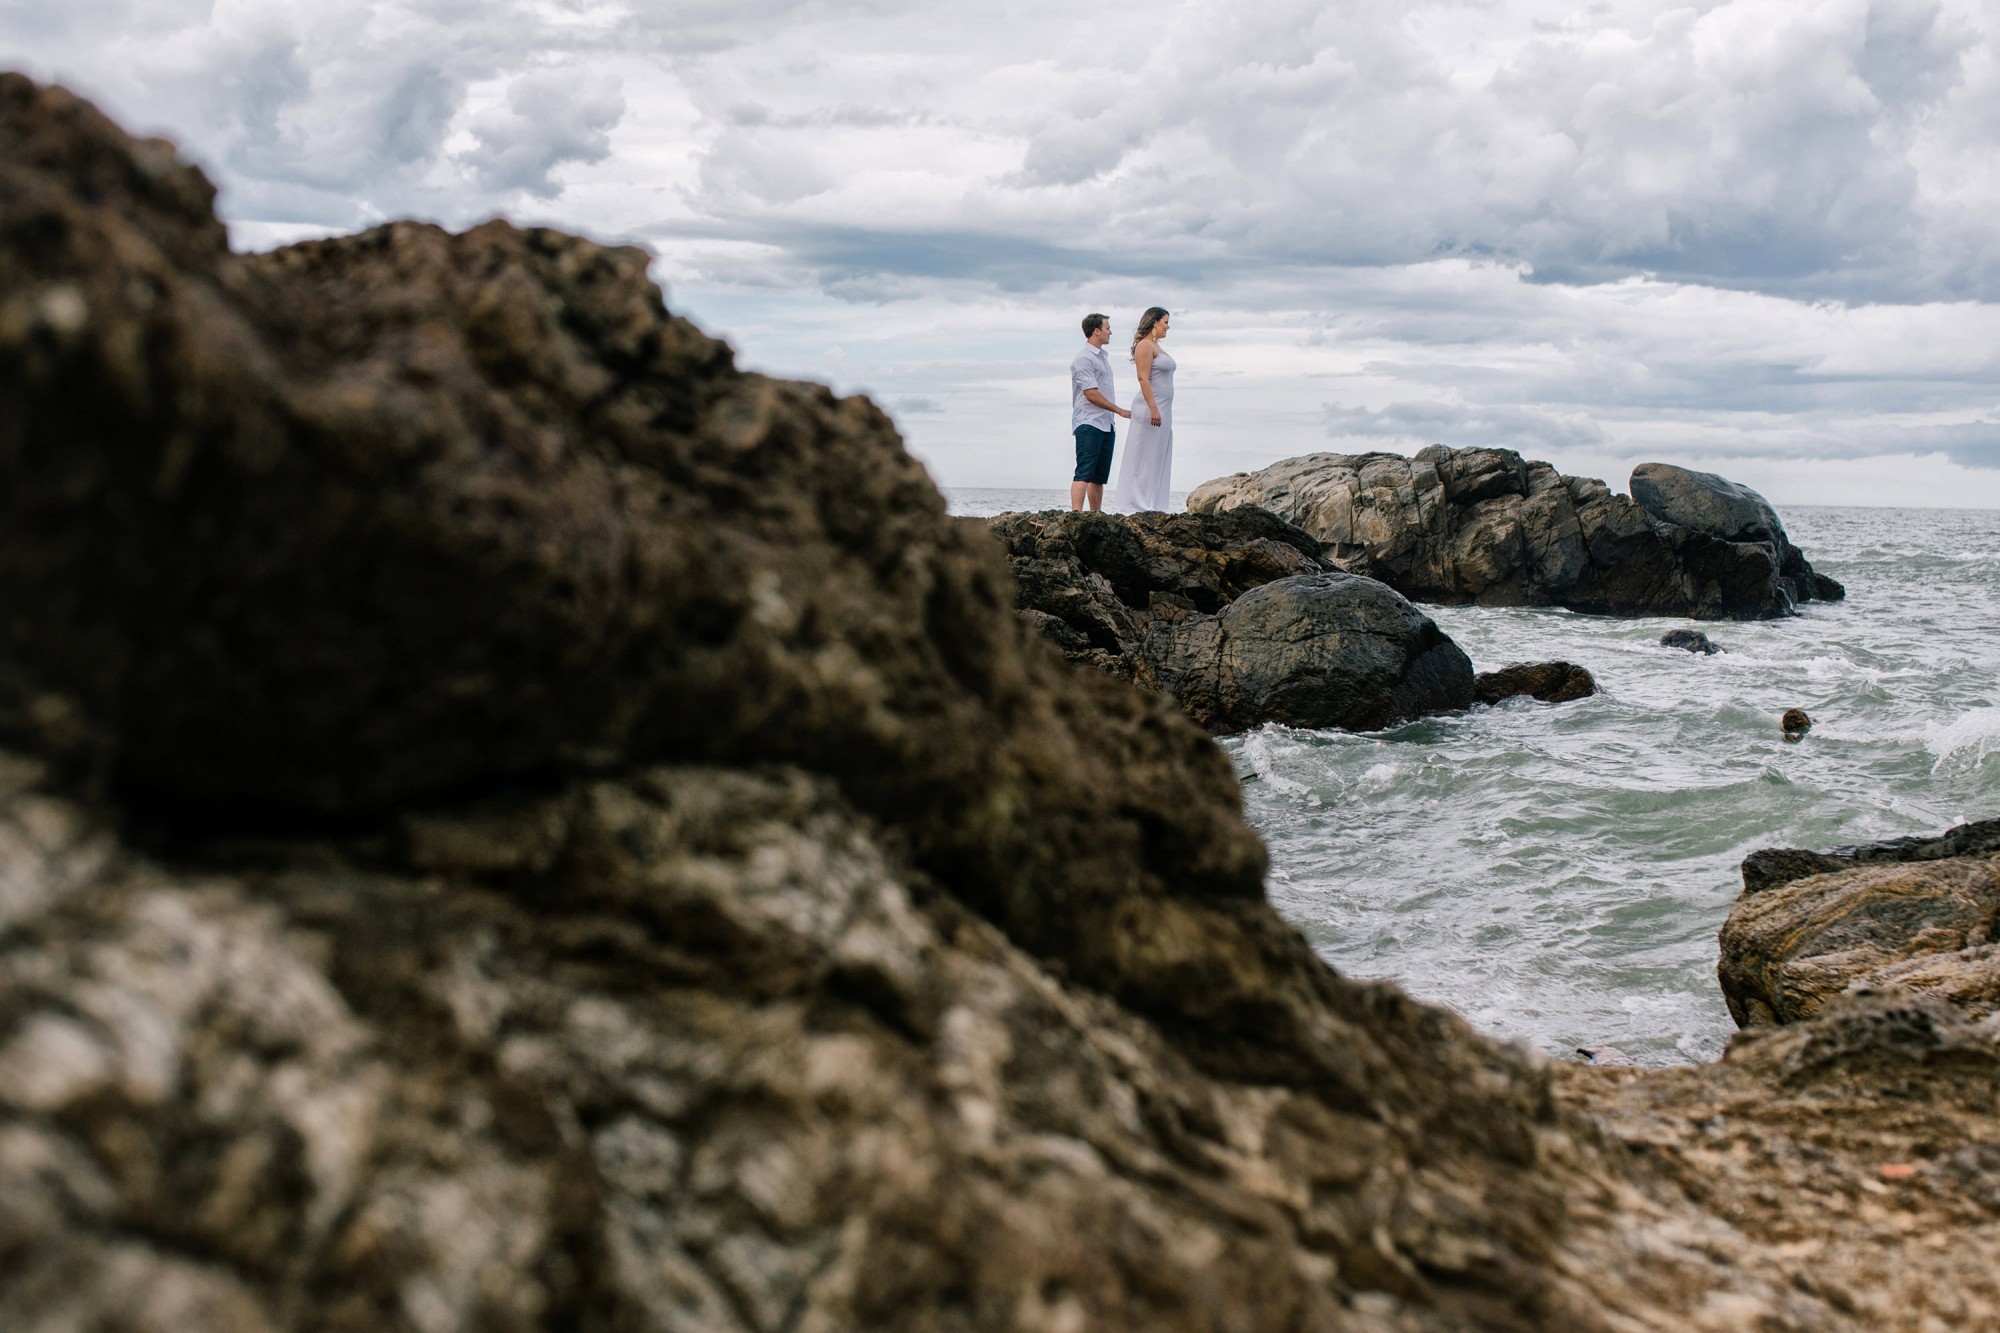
{"left": 1719, "top": 848, "right": 2000, "bottom": 1025}
{"left": 1187, "top": 446, "right": 1842, "bottom": 619}
{"left": 1473, "top": 661, "right": 1598, "bottom": 706}
{"left": 1660, "top": 629, "right": 1723, "bottom": 654}
{"left": 1741, "top": 816, "right": 2000, "bottom": 893}
{"left": 1631, "top": 463, "right": 1846, "bottom": 606}
{"left": 987, "top": 509, "right": 1472, "bottom": 732}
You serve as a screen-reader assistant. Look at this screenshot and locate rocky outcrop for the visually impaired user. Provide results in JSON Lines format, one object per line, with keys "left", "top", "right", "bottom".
{"left": 10, "top": 72, "right": 2000, "bottom": 1333}
{"left": 1720, "top": 820, "right": 2000, "bottom": 1026}
{"left": 1187, "top": 445, "right": 1844, "bottom": 619}
{"left": 1631, "top": 463, "right": 1845, "bottom": 605}
{"left": 1472, "top": 662, "right": 1597, "bottom": 706}
{"left": 988, "top": 509, "right": 1473, "bottom": 732}
{"left": 1740, "top": 818, "right": 2000, "bottom": 894}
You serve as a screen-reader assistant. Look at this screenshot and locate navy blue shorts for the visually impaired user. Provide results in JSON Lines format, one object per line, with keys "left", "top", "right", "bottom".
{"left": 1073, "top": 424, "right": 1115, "bottom": 484}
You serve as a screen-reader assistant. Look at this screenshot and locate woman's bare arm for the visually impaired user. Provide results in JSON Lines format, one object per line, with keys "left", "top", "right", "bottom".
{"left": 1136, "top": 342, "right": 1161, "bottom": 426}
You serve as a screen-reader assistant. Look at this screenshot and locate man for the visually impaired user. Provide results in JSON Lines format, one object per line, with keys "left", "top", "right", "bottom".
{"left": 1069, "top": 313, "right": 1130, "bottom": 511}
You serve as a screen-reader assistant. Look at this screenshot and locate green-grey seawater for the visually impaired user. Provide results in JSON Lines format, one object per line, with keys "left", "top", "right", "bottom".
{"left": 953, "top": 493, "right": 2000, "bottom": 1065}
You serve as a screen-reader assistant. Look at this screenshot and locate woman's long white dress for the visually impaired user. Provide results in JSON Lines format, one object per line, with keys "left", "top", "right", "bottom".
{"left": 1112, "top": 345, "right": 1175, "bottom": 512}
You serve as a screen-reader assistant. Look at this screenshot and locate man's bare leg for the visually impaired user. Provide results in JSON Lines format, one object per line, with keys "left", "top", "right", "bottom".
{"left": 1085, "top": 482, "right": 1104, "bottom": 512}
{"left": 1070, "top": 480, "right": 1087, "bottom": 511}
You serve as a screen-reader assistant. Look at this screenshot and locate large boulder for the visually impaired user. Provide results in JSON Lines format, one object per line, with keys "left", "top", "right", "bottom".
{"left": 1187, "top": 446, "right": 1843, "bottom": 619}
{"left": 1719, "top": 820, "right": 2000, "bottom": 1026}
{"left": 1630, "top": 463, "right": 1845, "bottom": 605}
{"left": 987, "top": 509, "right": 1472, "bottom": 732}
{"left": 1157, "top": 572, "right": 1475, "bottom": 732}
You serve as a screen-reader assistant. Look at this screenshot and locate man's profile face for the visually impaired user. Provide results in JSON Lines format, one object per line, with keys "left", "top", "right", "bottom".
{"left": 1089, "top": 322, "right": 1112, "bottom": 348}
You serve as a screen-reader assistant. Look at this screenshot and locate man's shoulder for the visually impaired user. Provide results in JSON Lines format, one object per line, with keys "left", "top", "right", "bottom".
{"left": 1070, "top": 345, "right": 1108, "bottom": 370}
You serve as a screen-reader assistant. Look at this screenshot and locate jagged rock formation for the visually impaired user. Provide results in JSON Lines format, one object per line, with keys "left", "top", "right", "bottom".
{"left": 1186, "top": 446, "right": 1844, "bottom": 620}
{"left": 1719, "top": 820, "right": 2000, "bottom": 1026}
{"left": 6, "top": 72, "right": 2000, "bottom": 1333}
{"left": 988, "top": 509, "right": 1472, "bottom": 732}
{"left": 1472, "top": 662, "right": 1597, "bottom": 706}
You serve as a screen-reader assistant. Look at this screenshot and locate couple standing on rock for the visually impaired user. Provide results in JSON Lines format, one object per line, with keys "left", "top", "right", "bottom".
{"left": 1069, "top": 308, "right": 1176, "bottom": 513}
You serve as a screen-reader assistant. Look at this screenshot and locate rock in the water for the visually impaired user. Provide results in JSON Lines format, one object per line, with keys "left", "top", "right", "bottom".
{"left": 1187, "top": 445, "right": 1843, "bottom": 619}
{"left": 1631, "top": 463, "right": 1846, "bottom": 606}
{"left": 1660, "top": 628, "right": 1723, "bottom": 654}
{"left": 987, "top": 509, "right": 1473, "bottom": 732}
{"left": 1629, "top": 462, "right": 1784, "bottom": 545}
{"left": 1781, "top": 708, "right": 1813, "bottom": 737}
{"left": 1473, "top": 661, "right": 1598, "bottom": 705}
{"left": 1718, "top": 855, "right": 2000, "bottom": 1026}
{"left": 1741, "top": 817, "right": 2000, "bottom": 893}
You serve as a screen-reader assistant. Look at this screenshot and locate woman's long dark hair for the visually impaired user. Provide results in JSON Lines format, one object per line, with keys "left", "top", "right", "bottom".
{"left": 1130, "top": 307, "right": 1169, "bottom": 360}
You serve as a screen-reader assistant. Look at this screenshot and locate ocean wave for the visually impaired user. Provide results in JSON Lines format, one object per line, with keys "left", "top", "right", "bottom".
{"left": 1925, "top": 707, "right": 2000, "bottom": 773}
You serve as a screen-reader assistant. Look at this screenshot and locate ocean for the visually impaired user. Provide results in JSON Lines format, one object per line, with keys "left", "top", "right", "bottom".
{"left": 950, "top": 488, "right": 2000, "bottom": 1065}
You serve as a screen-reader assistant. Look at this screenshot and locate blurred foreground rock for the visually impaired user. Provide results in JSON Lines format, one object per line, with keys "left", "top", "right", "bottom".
{"left": 4, "top": 72, "right": 1998, "bottom": 1332}
{"left": 988, "top": 509, "right": 1472, "bottom": 732}
{"left": 1187, "top": 447, "right": 1843, "bottom": 620}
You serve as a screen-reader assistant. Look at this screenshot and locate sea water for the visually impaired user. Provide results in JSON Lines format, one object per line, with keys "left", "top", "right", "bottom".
{"left": 950, "top": 490, "right": 2000, "bottom": 1065}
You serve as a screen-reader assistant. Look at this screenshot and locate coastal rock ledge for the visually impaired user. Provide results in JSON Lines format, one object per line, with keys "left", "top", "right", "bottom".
{"left": 1719, "top": 819, "right": 2000, "bottom": 1026}
{"left": 987, "top": 509, "right": 1473, "bottom": 732}
{"left": 1188, "top": 445, "right": 1844, "bottom": 619}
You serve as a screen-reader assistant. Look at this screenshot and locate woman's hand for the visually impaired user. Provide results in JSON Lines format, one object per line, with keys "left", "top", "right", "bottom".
{"left": 1149, "top": 408, "right": 1162, "bottom": 426}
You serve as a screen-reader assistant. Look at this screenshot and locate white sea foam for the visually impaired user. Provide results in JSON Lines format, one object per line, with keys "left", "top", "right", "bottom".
{"left": 1925, "top": 707, "right": 2000, "bottom": 772}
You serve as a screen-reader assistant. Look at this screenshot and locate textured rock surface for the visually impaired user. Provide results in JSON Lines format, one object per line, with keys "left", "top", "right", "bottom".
{"left": 1718, "top": 858, "right": 2000, "bottom": 1025}
{"left": 1561, "top": 992, "right": 2000, "bottom": 1330}
{"left": 1741, "top": 817, "right": 2000, "bottom": 894}
{"left": 988, "top": 509, "right": 1472, "bottom": 732}
{"left": 1472, "top": 662, "right": 1598, "bottom": 706}
{"left": 8, "top": 72, "right": 2000, "bottom": 1333}
{"left": 1630, "top": 463, "right": 1844, "bottom": 605}
{"left": 1721, "top": 819, "right": 2000, "bottom": 1026}
{"left": 1187, "top": 446, "right": 1843, "bottom": 619}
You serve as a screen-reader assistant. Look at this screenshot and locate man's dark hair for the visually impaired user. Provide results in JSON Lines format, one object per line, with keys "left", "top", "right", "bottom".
{"left": 1082, "top": 313, "right": 1109, "bottom": 338}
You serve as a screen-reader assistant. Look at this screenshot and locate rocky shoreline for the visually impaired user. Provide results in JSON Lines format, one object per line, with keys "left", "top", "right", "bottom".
{"left": 5, "top": 72, "right": 1999, "bottom": 1331}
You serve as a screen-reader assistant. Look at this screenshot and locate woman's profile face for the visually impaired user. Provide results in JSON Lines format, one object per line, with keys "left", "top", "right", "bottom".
{"left": 1153, "top": 314, "right": 1170, "bottom": 339}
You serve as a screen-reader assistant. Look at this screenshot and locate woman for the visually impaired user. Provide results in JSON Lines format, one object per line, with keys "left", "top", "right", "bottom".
{"left": 1111, "top": 307, "right": 1174, "bottom": 512}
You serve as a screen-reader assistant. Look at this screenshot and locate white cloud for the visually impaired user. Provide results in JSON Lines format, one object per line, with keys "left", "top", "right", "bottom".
{"left": 459, "top": 68, "right": 625, "bottom": 199}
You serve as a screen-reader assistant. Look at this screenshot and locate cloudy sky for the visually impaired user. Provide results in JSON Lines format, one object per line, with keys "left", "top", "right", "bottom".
{"left": 6, "top": 0, "right": 1998, "bottom": 507}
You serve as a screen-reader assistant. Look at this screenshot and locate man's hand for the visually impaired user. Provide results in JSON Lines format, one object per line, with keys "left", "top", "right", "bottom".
{"left": 1119, "top": 407, "right": 1133, "bottom": 419}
